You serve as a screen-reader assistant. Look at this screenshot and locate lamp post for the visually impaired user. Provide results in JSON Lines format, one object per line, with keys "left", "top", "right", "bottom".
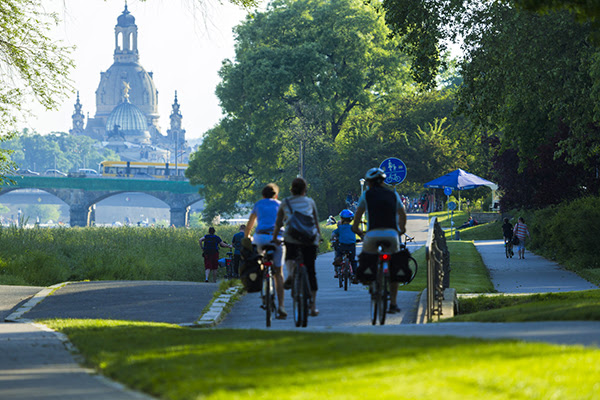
{"left": 359, "top": 178, "right": 365, "bottom": 231}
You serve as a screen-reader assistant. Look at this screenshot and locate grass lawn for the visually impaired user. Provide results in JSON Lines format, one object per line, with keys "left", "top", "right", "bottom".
{"left": 449, "top": 220, "right": 504, "bottom": 241}
{"left": 43, "top": 319, "right": 600, "bottom": 400}
{"left": 449, "top": 290, "right": 600, "bottom": 322}
{"left": 401, "top": 241, "right": 494, "bottom": 293}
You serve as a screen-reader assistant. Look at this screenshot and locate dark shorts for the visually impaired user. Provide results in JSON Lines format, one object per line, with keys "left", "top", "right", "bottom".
{"left": 204, "top": 253, "right": 219, "bottom": 270}
{"left": 284, "top": 243, "right": 318, "bottom": 292}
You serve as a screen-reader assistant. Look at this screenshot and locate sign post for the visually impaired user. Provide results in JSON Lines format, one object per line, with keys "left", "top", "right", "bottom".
{"left": 379, "top": 157, "right": 407, "bottom": 192}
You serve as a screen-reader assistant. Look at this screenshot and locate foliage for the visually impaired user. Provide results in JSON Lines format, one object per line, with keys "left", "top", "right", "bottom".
{"left": 0, "top": 0, "right": 74, "bottom": 134}
{"left": 45, "top": 320, "right": 600, "bottom": 400}
{"left": 0, "top": 226, "right": 222, "bottom": 285}
{"left": 383, "top": 1, "right": 600, "bottom": 211}
{"left": 3, "top": 129, "right": 118, "bottom": 173}
{"left": 188, "top": 0, "right": 411, "bottom": 219}
{"left": 521, "top": 196, "right": 600, "bottom": 272}
{"left": 452, "top": 290, "right": 600, "bottom": 322}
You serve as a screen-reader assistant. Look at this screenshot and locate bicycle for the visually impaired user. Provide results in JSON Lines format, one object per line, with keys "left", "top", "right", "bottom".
{"left": 370, "top": 240, "right": 391, "bottom": 325}
{"left": 224, "top": 252, "right": 233, "bottom": 279}
{"left": 504, "top": 237, "right": 514, "bottom": 258}
{"left": 292, "top": 247, "right": 312, "bottom": 328}
{"left": 399, "top": 234, "right": 418, "bottom": 286}
{"left": 260, "top": 244, "right": 277, "bottom": 327}
{"left": 339, "top": 250, "right": 354, "bottom": 291}
{"left": 369, "top": 234, "right": 418, "bottom": 325}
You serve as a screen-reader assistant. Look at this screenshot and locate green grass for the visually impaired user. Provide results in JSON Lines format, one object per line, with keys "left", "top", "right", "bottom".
{"left": 0, "top": 225, "right": 240, "bottom": 286}
{"left": 450, "top": 220, "right": 504, "bottom": 240}
{"left": 450, "top": 290, "right": 600, "bottom": 322}
{"left": 400, "top": 241, "right": 495, "bottom": 293}
{"left": 42, "top": 319, "right": 600, "bottom": 400}
{"left": 429, "top": 210, "right": 469, "bottom": 229}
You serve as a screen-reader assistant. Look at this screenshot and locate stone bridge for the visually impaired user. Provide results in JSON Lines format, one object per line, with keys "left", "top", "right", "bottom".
{"left": 0, "top": 176, "right": 202, "bottom": 227}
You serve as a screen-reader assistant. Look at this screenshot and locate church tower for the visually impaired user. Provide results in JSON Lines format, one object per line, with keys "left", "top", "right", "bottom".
{"left": 69, "top": 91, "right": 85, "bottom": 135}
{"left": 86, "top": 4, "right": 160, "bottom": 140}
{"left": 167, "top": 91, "right": 188, "bottom": 163}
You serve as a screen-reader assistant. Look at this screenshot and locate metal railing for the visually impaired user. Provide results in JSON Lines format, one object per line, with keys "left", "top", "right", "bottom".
{"left": 425, "top": 216, "right": 450, "bottom": 322}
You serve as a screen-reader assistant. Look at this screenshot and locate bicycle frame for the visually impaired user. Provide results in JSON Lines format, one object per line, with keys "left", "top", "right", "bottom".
{"left": 292, "top": 248, "right": 312, "bottom": 328}
{"left": 370, "top": 243, "right": 390, "bottom": 325}
{"left": 261, "top": 250, "right": 276, "bottom": 327}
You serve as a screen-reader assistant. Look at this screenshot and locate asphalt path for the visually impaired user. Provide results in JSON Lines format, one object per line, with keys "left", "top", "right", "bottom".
{"left": 1, "top": 212, "right": 600, "bottom": 399}
{"left": 219, "top": 213, "right": 430, "bottom": 329}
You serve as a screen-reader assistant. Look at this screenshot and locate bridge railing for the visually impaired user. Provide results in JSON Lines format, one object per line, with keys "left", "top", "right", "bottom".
{"left": 425, "top": 216, "right": 450, "bottom": 322}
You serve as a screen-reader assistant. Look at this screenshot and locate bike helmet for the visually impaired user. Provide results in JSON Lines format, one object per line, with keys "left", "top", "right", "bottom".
{"left": 339, "top": 209, "right": 354, "bottom": 219}
{"left": 365, "top": 167, "right": 386, "bottom": 181}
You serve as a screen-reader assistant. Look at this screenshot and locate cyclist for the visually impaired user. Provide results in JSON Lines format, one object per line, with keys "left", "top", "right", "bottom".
{"left": 352, "top": 167, "right": 407, "bottom": 314}
{"left": 331, "top": 209, "right": 358, "bottom": 280}
{"left": 244, "top": 183, "right": 287, "bottom": 320}
{"left": 272, "top": 177, "right": 321, "bottom": 317}
{"left": 502, "top": 217, "right": 514, "bottom": 257}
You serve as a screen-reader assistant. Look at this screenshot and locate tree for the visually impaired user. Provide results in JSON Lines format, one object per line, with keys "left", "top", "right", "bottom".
{"left": 4, "top": 130, "right": 118, "bottom": 173}
{"left": 189, "top": 0, "right": 410, "bottom": 219}
{"left": 0, "top": 0, "right": 74, "bottom": 133}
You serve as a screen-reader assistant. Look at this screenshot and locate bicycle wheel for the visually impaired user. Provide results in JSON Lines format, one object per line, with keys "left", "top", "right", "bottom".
{"left": 343, "top": 258, "right": 349, "bottom": 291}
{"left": 408, "top": 256, "right": 418, "bottom": 283}
{"left": 370, "top": 279, "right": 378, "bottom": 325}
{"left": 505, "top": 242, "right": 510, "bottom": 258}
{"left": 378, "top": 264, "right": 388, "bottom": 325}
{"left": 301, "top": 267, "right": 310, "bottom": 327}
{"left": 264, "top": 271, "right": 272, "bottom": 327}
{"left": 338, "top": 265, "right": 343, "bottom": 288}
{"left": 293, "top": 265, "right": 302, "bottom": 327}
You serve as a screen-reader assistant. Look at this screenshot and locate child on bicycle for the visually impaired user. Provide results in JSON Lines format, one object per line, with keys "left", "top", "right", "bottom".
{"left": 331, "top": 209, "right": 358, "bottom": 279}
{"left": 502, "top": 217, "right": 514, "bottom": 257}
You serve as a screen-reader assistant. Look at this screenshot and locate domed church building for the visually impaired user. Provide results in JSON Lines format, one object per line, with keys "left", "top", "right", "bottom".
{"left": 70, "top": 5, "right": 189, "bottom": 163}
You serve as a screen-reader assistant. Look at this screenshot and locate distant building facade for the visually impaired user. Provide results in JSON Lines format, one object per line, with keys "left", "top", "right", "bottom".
{"left": 69, "top": 5, "right": 190, "bottom": 163}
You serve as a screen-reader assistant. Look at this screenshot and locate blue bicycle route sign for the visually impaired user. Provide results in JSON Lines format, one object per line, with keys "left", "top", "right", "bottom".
{"left": 379, "top": 157, "right": 407, "bottom": 185}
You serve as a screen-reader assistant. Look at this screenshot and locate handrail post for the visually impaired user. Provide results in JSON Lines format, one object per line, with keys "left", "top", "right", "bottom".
{"left": 425, "top": 216, "right": 450, "bottom": 322}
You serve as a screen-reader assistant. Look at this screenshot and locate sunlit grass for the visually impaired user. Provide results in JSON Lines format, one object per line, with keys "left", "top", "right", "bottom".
{"left": 43, "top": 319, "right": 600, "bottom": 400}
{"left": 400, "top": 241, "right": 494, "bottom": 293}
{"left": 450, "top": 290, "right": 600, "bottom": 322}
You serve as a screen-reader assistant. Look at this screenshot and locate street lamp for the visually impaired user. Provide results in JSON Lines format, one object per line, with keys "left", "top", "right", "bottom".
{"left": 359, "top": 178, "right": 365, "bottom": 232}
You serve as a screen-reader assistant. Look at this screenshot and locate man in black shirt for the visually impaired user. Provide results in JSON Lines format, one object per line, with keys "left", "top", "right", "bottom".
{"left": 352, "top": 167, "right": 407, "bottom": 314}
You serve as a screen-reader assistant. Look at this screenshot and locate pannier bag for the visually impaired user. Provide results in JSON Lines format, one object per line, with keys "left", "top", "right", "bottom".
{"left": 390, "top": 249, "right": 412, "bottom": 283}
{"left": 356, "top": 252, "right": 378, "bottom": 283}
{"left": 357, "top": 250, "right": 413, "bottom": 284}
{"left": 239, "top": 244, "right": 262, "bottom": 292}
{"left": 285, "top": 198, "right": 317, "bottom": 244}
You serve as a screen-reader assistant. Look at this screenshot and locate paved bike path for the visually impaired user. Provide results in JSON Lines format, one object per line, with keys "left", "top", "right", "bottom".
{"left": 473, "top": 240, "right": 598, "bottom": 293}
{"left": 219, "top": 213, "right": 431, "bottom": 330}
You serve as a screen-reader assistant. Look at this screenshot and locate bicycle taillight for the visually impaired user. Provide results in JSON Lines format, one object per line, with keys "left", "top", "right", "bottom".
{"left": 379, "top": 253, "right": 390, "bottom": 262}
{"left": 264, "top": 261, "right": 273, "bottom": 267}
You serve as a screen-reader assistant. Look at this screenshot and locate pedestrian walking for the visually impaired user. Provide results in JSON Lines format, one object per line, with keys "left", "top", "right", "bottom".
{"left": 513, "top": 217, "right": 531, "bottom": 260}
{"left": 199, "top": 227, "right": 232, "bottom": 282}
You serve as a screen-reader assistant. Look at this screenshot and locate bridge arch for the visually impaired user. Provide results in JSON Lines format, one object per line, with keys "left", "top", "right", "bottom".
{"left": 1, "top": 176, "right": 202, "bottom": 227}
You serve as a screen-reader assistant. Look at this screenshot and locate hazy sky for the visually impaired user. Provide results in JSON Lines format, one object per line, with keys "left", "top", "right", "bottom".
{"left": 27, "top": 0, "right": 250, "bottom": 140}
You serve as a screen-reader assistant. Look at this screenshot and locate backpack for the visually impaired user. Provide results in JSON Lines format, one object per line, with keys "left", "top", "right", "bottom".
{"left": 239, "top": 244, "right": 262, "bottom": 292}
{"left": 285, "top": 198, "right": 317, "bottom": 244}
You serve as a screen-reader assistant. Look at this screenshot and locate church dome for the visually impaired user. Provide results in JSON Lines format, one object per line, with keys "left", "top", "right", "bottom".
{"left": 95, "top": 62, "right": 159, "bottom": 121}
{"left": 117, "top": 6, "right": 135, "bottom": 27}
{"left": 106, "top": 99, "right": 151, "bottom": 143}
